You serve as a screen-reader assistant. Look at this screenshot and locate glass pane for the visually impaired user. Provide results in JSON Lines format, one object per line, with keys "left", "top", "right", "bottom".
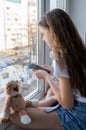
{"left": 0, "top": 0, "right": 40, "bottom": 113}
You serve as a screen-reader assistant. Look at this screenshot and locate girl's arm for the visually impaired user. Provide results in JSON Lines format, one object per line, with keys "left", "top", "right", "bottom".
{"left": 46, "top": 75, "right": 74, "bottom": 109}
{"left": 33, "top": 70, "right": 74, "bottom": 109}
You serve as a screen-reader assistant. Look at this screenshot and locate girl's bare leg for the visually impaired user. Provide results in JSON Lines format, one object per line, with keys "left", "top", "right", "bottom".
{"left": 39, "top": 95, "right": 57, "bottom": 107}
{"left": 39, "top": 88, "right": 57, "bottom": 107}
{"left": 46, "top": 88, "right": 54, "bottom": 99}
{"left": 10, "top": 107, "right": 64, "bottom": 130}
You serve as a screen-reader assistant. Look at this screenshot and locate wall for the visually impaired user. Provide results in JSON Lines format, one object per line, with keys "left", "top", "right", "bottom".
{"left": 69, "top": 0, "right": 86, "bottom": 43}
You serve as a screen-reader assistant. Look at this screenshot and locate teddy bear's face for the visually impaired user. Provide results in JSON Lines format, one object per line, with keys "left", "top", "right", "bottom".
{"left": 6, "top": 80, "right": 19, "bottom": 96}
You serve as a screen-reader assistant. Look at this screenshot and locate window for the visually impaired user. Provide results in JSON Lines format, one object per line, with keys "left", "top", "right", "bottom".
{"left": 0, "top": 0, "right": 46, "bottom": 113}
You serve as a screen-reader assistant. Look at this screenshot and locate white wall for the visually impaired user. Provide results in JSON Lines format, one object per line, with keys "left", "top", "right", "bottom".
{"left": 69, "top": 0, "right": 86, "bottom": 43}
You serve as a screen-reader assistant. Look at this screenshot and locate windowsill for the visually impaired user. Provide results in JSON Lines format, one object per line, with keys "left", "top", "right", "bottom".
{"left": 0, "top": 122, "right": 34, "bottom": 130}
{"left": 0, "top": 121, "right": 12, "bottom": 130}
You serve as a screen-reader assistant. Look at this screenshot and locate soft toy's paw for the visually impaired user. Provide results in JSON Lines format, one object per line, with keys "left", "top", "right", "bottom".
{"left": 31, "top": 99, "right": 39, "bottom": 107}
{"left": 0, "top": 113, "right": 10, "bottom": 124}
{"left": 26, "top": 100, "right": 32, "bottom": 107}
{"left": 0, "top": 117, "right": 10, "bottom": 124}
{"left": 21, "top": 114, "right": 31, "bottom": 124}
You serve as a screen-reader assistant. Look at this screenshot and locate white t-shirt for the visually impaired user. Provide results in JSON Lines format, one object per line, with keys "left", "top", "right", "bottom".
{"left": 52, "top": 59, "right": 86, "bottom": 103}
{"left": 53, "top": 59, "right": 69, "bottom": 78}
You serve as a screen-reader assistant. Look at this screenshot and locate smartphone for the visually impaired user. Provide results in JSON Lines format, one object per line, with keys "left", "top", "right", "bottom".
{"left": 28, "top": 63, "right": 51, "bottom": 74}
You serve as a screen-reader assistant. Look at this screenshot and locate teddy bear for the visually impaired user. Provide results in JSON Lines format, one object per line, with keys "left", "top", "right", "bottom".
{"left": 0, "top": 80, "right": 39, "bottom": 124}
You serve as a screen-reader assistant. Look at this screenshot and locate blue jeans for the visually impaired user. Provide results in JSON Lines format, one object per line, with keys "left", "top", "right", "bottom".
{"left": 44, "top": 100, "right": 86, "bottom": 130}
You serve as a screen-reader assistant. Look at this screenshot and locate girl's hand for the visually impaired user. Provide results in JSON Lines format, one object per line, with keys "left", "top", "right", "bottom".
{"left": 40, "top": 65, "right": 54, "bottom": 75}
{"left": 32, "top": 70, "right": 48, "bottom": 79}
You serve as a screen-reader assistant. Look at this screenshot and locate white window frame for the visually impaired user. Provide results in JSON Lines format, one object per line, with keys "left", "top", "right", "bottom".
{"left": 32, "top": 0, "right": 51, "bottom": 99}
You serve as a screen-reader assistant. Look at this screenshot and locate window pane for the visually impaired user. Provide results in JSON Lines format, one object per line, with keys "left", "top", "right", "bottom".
{"left": 0, "top": 0, "right": 41, "bottom": 113}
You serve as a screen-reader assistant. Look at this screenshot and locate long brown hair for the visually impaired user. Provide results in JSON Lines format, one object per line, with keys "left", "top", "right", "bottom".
{"left": 39, "top": 8, "right": 86, "bottom": 96}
